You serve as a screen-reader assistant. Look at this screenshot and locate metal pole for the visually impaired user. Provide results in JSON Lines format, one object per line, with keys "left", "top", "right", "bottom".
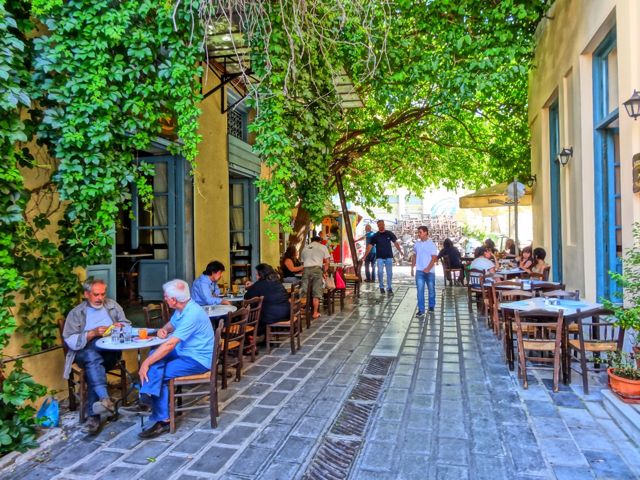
{"left": 335, "top": 171, "right": 361, "bottom": 280}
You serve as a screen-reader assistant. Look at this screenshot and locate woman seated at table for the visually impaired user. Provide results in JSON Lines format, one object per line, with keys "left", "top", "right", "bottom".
{"left": 438, "top": 238, "right": 464, "bottom": 284}
{"left": 503, "top": 238, "right": 516, "bottom": 256}
{"left": 532, "top": 247, "right": 549, "bottom": 274}
{"left": 518, "top": 246, "right": 534, "bottom": 273}
{"left": 280, "top": 246, "right": 303, "bottom": 285}
{"left": 245, "top": 263, "right": 291, "bottom": 335}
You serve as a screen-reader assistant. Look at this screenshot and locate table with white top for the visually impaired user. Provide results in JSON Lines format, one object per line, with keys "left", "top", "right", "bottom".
{"left": 202, "top": 304, "right": 237, "bottom": 319}
{"left": 500, "top": 297, "right": 603, "bottom": 382}
{"left": 96, "top": 331, "right": 169, "bottom": 414}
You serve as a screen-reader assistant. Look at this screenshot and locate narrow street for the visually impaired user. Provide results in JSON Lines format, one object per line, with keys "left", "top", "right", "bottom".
{"left": 4, "top": 269, "right": 640, "bottom": 480}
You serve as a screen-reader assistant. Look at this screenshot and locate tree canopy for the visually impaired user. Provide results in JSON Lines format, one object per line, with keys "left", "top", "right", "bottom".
{"left": 222, "top": 0, "right": 548, "bottom": 227}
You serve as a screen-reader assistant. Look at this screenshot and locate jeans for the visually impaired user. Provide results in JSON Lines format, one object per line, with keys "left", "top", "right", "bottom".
{"left": 377, "top": 257, "right": 393, "bottom": 290}
{"left": 74, "top": 340, "right": 121, "bottom": 417}
{"left": 364, "top": 252, "right": 376, "bottom": 281}
{"left": 140, "top": 349, "right": 209, "bottom": 423}
{"left": 416, "top": 270, "right": 436, "bottom": 312}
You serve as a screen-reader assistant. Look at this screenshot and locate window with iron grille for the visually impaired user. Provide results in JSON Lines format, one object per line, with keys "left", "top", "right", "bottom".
{"left": 228, "top": 108, "right": 246, "bottom": 141}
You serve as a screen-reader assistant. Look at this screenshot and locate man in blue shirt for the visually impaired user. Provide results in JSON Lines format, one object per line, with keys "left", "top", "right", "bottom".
{"left": 191, "top": 261, "right": 231, "bottom": 306}
{"left": 364, "top": 220, "right": 403, "bottom": 295}
{"left": 357, "top": 224, "right": 377, "bottom": 282}
{"left": 135, "top": 279, "right": 214, "bottom": 439}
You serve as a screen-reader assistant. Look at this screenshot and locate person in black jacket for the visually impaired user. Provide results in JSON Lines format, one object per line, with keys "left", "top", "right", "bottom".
{"left": 244, "top": 263, "right": 290, "bottom": 334}
{"left": 438, "top": 238, "right": 464, "bottom": 285}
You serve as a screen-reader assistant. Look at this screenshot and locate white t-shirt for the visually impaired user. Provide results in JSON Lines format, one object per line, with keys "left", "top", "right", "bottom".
{"left": 414, "top": 239, "right": 438, "bottom": 271}
{"left": 84, "top": 306, "right": 112, "bottom": 331}
{"left": 469, "top": 257, "right": 495, "bottom": 273}
{"left": 301, "top": 242, "right": 331, "bottom": 268}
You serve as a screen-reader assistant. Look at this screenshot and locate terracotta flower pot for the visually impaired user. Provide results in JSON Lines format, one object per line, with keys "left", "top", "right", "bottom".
{"left": 608, "top": 368, "right": 640, "bottom": 404}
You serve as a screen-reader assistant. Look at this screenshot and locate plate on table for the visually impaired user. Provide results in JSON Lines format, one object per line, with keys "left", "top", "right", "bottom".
{"left": 132, "top": 328, "right": 157, "bottom": 336}
{"left": 133, "top": 337, "right": 153, "bottom": 343}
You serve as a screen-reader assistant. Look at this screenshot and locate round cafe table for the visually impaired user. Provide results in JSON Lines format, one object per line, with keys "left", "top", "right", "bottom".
{"left": 202, "top": 304, "right": 237, "bottom": 319}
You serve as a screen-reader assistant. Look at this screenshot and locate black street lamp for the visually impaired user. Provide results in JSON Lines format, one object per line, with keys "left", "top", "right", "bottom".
{"left": 557, "top": 147, "right": 573, "bottom": 166}
{"left": 623, "top": 90, "right": 640, "bottom": 120}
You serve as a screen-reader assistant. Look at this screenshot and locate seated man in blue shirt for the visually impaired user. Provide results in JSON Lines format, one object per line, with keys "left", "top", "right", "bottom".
{"left": 135, "top": 279, "right": 214, "bottom": 439}
{"left": 191, "top": 261, "right": 231, "bottom": 306}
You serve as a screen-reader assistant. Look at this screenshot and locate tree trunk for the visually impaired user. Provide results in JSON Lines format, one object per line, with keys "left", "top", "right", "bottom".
{"left": 288, "top": 206, "right": 311, "bottom": 252}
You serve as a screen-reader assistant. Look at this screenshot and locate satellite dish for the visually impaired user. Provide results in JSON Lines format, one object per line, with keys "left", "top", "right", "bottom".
{"left": 505, "top": 181, "right": 525, "bottom": 202}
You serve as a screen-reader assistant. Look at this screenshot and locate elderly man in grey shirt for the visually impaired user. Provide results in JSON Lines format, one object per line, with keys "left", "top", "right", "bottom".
{"left": 62, "top": 278, "right": 129, "bottom": 435}
{"left": 300, "top": 236, "right": 331, "bottom": 319}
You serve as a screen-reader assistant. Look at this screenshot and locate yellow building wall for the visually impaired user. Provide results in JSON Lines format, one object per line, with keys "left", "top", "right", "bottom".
{"left": 194, "top": 73, "right": 231, "bottom": 283}
{"left": 528, "top": 0, "right": 640, "bottom": 301}
{"left": 259, "top": 164, "right": 282, "bottom": 268}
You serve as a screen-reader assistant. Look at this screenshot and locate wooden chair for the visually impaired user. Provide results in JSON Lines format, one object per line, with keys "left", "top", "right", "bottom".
{"left": 241, "top": 296, "right": 263, "bottom": 362}
{"left": 343, "top": 266, "right": 361, "bottom": 298}
{"left": 487, "top": 281, "right": 523, "bottom": 336}
{"left": 467, "top": 268, "right": 488, "bottom": 317}
{"left": 542, "top": 289, "right": 579, "bottom": 299}
{"left": 266, "top": 291, "right": 302, "bottom": 354}
{"left": 143, "top": 303, "right": 165, "bottom": 329}
{"left": 513, "top": 309, "right": 564, "bottom": 392}
{"left": 219, "top": 307, "right": 249, "bottom": 389}
{"left": 168, "top": 318, "right": 224, "bottom": 433}
{"left": 57, "top": 319, "right": 128, "bottom": 423}
{"left": 442, "top": 255, "right": 463, "bottom": 287}
{"left": 567, "top": 309, "right": 623, "bottom": 394}
{"left": 527, "top": 266, "right": 551, "bottom": 281}
{"left": 499, "top": 289, "right": 535, "bottom": 367}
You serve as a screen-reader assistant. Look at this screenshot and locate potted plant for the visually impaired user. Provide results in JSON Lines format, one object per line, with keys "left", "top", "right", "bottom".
{"left": 604, "top": 222, "right": 640, "bottom": 366}
{"left": 607, "top": 351, "right": 640, "bottom": 403}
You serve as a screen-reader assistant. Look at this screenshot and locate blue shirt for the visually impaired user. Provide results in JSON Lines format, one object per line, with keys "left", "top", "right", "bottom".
{"left": 365, "top": 231, "right": 376, "bottom": 255}
{"left": 191, "top": 274, "right": 222, "bottom": 306}
{"left": 170, "top": 300, "right": 214, "bottom": 369}
{"left": 414, "top": 239, "right": 438, "bottom": 271}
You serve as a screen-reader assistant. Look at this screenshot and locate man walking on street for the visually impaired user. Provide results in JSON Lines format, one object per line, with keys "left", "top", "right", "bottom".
{"left": 411, "top": 226, "right": 438, "bottom": 315}
{"left": 364, "top": 220, "right": 402, "bottom": 295}
{"left": 301, "top": 236, "right": 331, "bottom": 319}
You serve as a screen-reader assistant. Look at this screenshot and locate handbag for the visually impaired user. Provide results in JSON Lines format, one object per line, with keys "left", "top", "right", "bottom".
{"left": 324, "top": 275, "right": 336, "bottom": 290}
{"left": 36, "top": 396, "right": 60, "bottom": 428}
{"left": 335, "top": 269, "right": 346, "bottom": 289}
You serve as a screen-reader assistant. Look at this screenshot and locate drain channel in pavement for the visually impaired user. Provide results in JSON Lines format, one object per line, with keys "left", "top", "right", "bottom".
{"left": 303, "top": 356, "right": 394, "bottom": 480}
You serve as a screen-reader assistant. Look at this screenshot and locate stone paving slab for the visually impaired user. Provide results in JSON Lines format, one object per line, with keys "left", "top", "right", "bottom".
{"left": 2, "top": 269, "right": 639, "bottom": 479}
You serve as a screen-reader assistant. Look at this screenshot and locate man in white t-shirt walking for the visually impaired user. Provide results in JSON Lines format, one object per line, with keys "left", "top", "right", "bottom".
{"left": 301, "top": 236, "right": 331, "bottom": 319}
{"left": 411, "top": 226, "right": 439, "bottom": 316}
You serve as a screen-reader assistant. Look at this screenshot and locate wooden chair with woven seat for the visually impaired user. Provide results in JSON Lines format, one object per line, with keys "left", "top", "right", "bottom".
{"left": 487, "top": 281, "right": 523, "bottom": 336}
{"left": 241, "top": 296, "right": 263, "bottom": 362}
{"left": 266, "top": 291, "right": 302, "bottom": 354}
{"left": 567, "top": 308, "right": 623, "bottom": 394}
{"left": 343, "top": 265, "right": 361, "bottom": 298}
{"left": 219, "top": 307, "right": 249, "bottom": 390}
{"left": 513, "top": 309, "right": 564, "bottom": 392}
{"left": 168, "top": 317, "right": 224, "bottom": 433}
{"left": 467, "top": 268, "right": 489, "bottom": 317}
{"left": 57, "top": 318, "right": 128, "bottom": 423}
{"left": 499, "top": 289, "right": 535, "bottom": 369}
{"left": 143, "top": 303, "right": 165, "bottom": 329}
{"left": 442, "top": 255, "right": 463, "bottom": 287}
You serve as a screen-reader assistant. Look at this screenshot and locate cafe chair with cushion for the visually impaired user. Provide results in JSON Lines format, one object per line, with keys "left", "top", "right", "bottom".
{"left": 568, "top": 308, "right": 623, "bottom": 395}
{"left": 169, "top": 318, "right": 224, "bottom": 433}
{"left": 219, "top": 307, "right": 249, "bottom": 389}
{"left": 241, "top": 296, "right": 263, "bottom": 362}
{"left": 57, "top": 318, "right": 128, "bottom": 423}
{"left": 266, "top": 291, "right": 302, "bottom": 354}
{"left": 513, "top": 309, "right": 564, "bottom": 392}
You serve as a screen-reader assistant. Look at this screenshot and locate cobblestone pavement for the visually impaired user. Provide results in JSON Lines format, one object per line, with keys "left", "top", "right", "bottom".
{"left": 3, "top": 270, "right": 640, "bottom": 480}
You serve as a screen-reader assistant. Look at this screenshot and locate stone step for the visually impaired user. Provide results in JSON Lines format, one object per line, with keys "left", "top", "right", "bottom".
{"left": 602, "top": 389, "right": 640, "bottom": 446}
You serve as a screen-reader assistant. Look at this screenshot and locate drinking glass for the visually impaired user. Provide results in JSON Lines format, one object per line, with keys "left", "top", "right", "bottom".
{"left": 123, "top": 325, "right": 132, "bottom": 342}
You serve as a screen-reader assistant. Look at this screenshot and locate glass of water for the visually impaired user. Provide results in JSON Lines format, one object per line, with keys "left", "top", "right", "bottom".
{"left": 123, "top": 325, "right": 132, "bottom": 342}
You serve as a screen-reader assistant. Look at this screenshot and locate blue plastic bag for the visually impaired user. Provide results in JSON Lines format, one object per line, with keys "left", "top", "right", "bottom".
{"left": 36, "top": 396, "right": 59, "bottom": 428}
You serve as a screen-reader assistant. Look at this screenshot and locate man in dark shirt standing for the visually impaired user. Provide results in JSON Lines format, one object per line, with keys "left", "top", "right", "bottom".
{"left": 364, "top": 220, "right": 403, "bottom": 295}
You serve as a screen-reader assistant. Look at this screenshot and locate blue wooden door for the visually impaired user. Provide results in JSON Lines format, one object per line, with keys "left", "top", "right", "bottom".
{"left": 133, "top": 156, "right": 186, "bottom": 301}
{"left": 549, "top": 101, "right": 563, "bottom": 283}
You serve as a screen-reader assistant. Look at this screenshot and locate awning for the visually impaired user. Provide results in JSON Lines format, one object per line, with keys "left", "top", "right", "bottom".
{"left": 458, "top": 182, "right": 533, "bottom": 209}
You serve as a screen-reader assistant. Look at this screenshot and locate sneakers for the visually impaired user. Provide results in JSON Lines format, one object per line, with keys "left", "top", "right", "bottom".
{"left": 387, "top": 289, "right": 394, "bottom": 295}
{"left": 82, "top": 416, "right": 102, "bottom": 435}
{"left": 380, "top": 288, "right": 385, "bottom": 294}
{"left": 416, "top": 311, "right": 425, "bottom": 317}
{"left": 92, "top": 397, "right": 115, "bottom": 416}
{"left": 138, "top": 421, "right": 170, "bottom": 439}
{"left": 428, "top": 307, "right": 435, "bottom": 312}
